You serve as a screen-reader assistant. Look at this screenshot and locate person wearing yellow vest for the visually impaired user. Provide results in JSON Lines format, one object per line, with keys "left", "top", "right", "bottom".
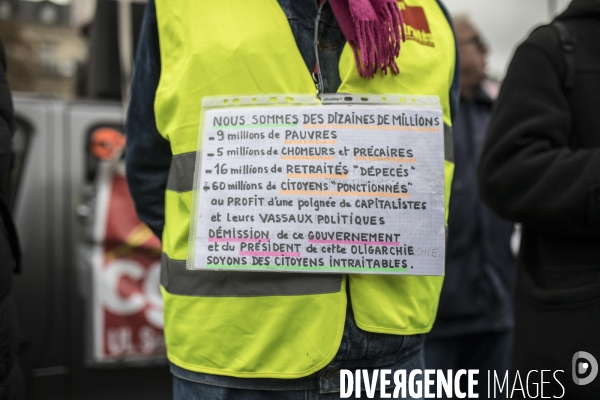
{"left": 126, "top": 0, "right": 458, "bottom": 398}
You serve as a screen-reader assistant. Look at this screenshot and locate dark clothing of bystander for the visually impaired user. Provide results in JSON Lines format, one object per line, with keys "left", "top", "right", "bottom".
{"left": 426, "top": 87, "right": 515, "bottom": 399}
{"left": 479, "top": 0, "right": 600, "bottom": 398}
{"left": 0, "top": 38, "right": 25, "bottom": 400}
{"left": 431, "top": 88, "right": 515, "bottom": 339}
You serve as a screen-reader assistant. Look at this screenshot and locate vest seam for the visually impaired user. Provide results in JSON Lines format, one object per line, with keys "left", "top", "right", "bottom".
{"left": 162, "top": 286, "right": 342, "bottom": 298}
{"left": 354, "top": 321, "right": 433, "bottom": 335}
{"left": 165, "top": 188, "right": 191, "bottom": 193}
{"left": 172, "top": 150, "right": 197, "bottom": 157}
{"left": 167, "top": 353, "right": 329, "bottom": 379}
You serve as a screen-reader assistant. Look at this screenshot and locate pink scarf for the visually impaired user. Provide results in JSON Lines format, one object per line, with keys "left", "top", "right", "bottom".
{"left": 329, "top": 0, "right": 405, "bottom": 78}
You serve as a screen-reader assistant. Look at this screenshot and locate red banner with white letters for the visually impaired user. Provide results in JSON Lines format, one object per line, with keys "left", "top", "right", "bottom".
{"left": 91, "top": 162, "right": 166, "bottom": 363}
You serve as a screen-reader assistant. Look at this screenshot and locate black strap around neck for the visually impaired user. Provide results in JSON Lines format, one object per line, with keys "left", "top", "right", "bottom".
{"left": 552, "top": 21, "right": 577, "bottom": 91}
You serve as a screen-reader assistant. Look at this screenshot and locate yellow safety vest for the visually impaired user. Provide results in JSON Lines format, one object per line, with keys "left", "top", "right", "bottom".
{"left": 154, "top": 0, "right": 455, "bottom": 378}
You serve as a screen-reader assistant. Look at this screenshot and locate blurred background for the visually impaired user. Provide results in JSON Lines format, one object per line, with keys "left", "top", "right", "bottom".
{"left": 1, "top": 0, "right": 571, "bottom": 399}
{"left": 0, "top": 0, "right": 572, "bottom": 98}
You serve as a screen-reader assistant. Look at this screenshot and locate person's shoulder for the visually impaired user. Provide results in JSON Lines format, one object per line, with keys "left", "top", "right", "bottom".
{"left": 510, "top": 23, "right": 564, "bottom": 70}
{"left": 523, "top": 24, "right": 562, "bottom": 54}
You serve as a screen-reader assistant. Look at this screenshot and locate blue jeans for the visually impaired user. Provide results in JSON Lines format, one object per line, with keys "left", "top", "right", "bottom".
{"left": 425, "top": 331, "right": 513, "bottom": 399}
{"left": 172, "top": 302, "right": 425, "bottom": 399}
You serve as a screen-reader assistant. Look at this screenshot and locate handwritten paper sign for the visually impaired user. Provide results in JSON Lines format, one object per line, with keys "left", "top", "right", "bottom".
{"left": 190, "top": 103, "right": 445, "bottom": 275}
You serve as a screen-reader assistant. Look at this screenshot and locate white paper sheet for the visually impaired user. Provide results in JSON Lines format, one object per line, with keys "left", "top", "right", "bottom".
{"left": 191, "top": 103, "right": 446, "bottom": 275}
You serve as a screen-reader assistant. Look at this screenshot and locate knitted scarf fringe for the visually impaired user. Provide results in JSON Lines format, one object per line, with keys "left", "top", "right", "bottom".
{"left": 351, "top": 4, "right": 405, "bottom": 78}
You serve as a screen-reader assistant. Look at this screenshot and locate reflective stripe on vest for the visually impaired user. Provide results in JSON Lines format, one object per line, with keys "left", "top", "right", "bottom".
{"left": 161, "top": 254, "right": 342, "bottom": 296}
{"left": 155, "top": 0, "right": 455, "bottom": 377}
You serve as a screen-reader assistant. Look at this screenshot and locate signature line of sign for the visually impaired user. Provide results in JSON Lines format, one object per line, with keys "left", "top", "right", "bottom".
{"left": 286, "top": 174, "right": 348, "bottom": 179}
{"left": 208, "top": 238, "right": 271, "bottom": 243}
{"left": 280, "top": 190, "right": 410, "bottom": 198}
{"left": 308, "top": 240, "right": 400, "bottom": 246}
{"left": 303, "top": 124, "right": 440, "bottom": 132}
{"left": 354, "top": 157, "right": 416, "bottom": 162}
{"left": 239, "top": 251, "right": 301, "bottom": 257}
{"left": 213, "top": 124, "right": 297, "bottom": 130}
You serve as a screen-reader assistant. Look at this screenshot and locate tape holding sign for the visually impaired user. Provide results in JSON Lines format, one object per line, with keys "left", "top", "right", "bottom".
{"left": 189, "top": 95, "right": 446, "bottom": 275}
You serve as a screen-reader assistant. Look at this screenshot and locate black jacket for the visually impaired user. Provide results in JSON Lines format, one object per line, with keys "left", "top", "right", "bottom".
{"left": 431, "top": 88, "right": 515, "bottom": 338}
{"left": 479, "top": 0, "right": 600, "bottom": 397}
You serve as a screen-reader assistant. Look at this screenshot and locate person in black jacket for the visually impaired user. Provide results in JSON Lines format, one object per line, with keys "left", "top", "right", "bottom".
{"left": 479, "top": 0, "right": 600, "bottom": 398}
{"left": 0, "top": 38, "right": 24, "bottom": 400}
